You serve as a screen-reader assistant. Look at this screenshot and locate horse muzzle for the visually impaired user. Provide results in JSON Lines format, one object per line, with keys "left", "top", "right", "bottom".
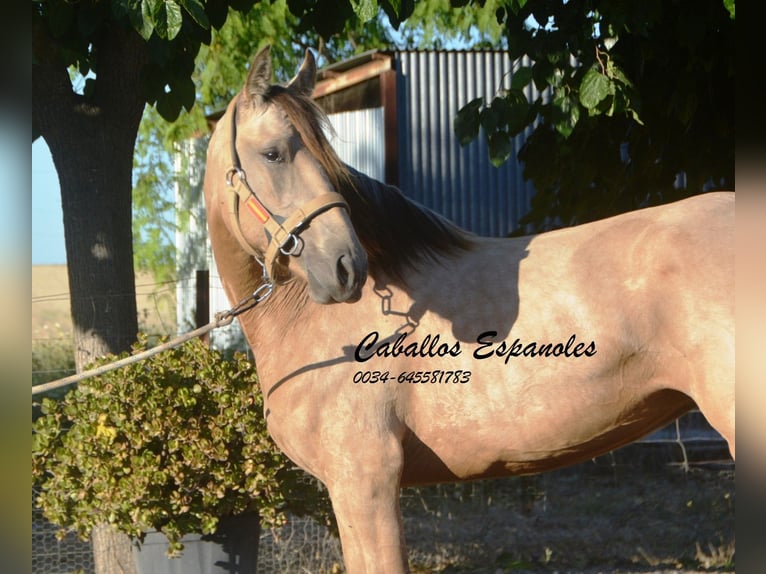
{"left": 306, "top": 247, "right": 367, "bottom": 304}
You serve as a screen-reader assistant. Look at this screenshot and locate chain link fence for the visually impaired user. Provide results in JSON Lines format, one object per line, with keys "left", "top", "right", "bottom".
{"left": 32, "top": 502, "right": 345, "bottom": 574}
{"left": 33, "top": 496, "right": 94, "bottom": 574}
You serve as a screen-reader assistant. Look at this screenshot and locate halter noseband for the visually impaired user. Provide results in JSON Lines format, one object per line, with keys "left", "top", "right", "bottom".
{"left": 225, "top": 98, "right": 350, "bottom": 281}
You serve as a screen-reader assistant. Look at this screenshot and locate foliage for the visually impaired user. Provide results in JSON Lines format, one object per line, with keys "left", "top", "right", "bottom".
{"left": 32, "top": 336, "right": 334, "bottom": 555}
{"left": 136, "top": 0, "right": 505, "bottom": 150}
{"left": 454, "top": 0, "right": 735, "bottom": 230}
{"left": 34, "top": 0, "right": 259, "bottom": 127}
{"left": 386, "top": 0, "right": 504, "bottom": 49}
{"left": 287, "top": 0, "right": 414, "bottom": 36}
{"left": 132, "top": 110, "right": 179, "bottom": 284}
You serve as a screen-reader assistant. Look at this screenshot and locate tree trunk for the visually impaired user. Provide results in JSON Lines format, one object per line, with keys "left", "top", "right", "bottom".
{"left": 33, "top": 21, "right": 150, "bottom": 574}
{"left": 92, "top": 524, "right": 138, "bottom": 574}
{"left": 47, "top": 95, "right": 141, "bottom": 370}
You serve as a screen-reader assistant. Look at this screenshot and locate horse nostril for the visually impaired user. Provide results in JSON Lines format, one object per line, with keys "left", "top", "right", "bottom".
{"left": 336, "top": 254, "right": 352, "bottom": 288}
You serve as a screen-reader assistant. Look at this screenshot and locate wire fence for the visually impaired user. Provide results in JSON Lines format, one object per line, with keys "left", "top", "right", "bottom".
{"left": 33, "top": 503, "right": 95, "bottom": 574}
{"left": 33, "top": 458, "right": 735, "bottom": 574}
{"left": 31, "top": 496, "right": 344, "bottom": 574}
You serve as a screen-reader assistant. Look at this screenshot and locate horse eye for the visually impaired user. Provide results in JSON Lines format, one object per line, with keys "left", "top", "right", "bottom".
{"left": 263, "top": 150, "right": 282, "bottom": 163}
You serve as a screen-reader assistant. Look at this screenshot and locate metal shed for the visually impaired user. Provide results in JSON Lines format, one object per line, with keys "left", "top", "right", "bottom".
{"left": 314, "top": 49, "right": 541, "bottom": 237}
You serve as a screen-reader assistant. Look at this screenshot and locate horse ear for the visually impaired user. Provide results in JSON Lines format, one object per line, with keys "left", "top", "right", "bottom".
{"left": 244, "top": 45, "right": 272, "bottom": 105}
{"left": 288, "top": 49, "right": 317, "bottom": 97}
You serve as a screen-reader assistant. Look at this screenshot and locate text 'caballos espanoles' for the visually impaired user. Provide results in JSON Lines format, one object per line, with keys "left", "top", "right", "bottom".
{"left": 354, "top": 330, "right": 597, "bottom": 363}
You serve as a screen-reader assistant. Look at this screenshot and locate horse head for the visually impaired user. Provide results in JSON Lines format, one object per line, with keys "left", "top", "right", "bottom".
{"left": 215, "top": 46, "right": 367, "bottom": 304}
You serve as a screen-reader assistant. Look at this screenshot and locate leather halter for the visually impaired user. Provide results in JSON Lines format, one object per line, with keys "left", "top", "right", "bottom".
{"left": 225, "top": 99, "right": 350, "bottom": 280}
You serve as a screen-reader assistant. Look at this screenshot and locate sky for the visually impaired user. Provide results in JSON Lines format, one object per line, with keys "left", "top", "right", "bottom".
{"left": 32, "top": 139, "right": 67, "bottom": 265}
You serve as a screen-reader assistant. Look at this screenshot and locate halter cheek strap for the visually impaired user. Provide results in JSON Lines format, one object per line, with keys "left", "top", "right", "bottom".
{"left": 263, "top": 192, "right": 351, "bottom": 271}
{"left": 225, "top": 167, "right": 349, "bottom": 274}
{"left": 225, "top": 99, "right": 350, "bottom": 278}
{"left": 225, "top": 169, "right": 262, "bottom": 261}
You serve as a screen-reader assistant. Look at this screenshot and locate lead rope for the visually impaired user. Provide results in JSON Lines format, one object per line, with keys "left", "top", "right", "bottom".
{"left": 31, "top": 271, "right": 273, "bottom": 397}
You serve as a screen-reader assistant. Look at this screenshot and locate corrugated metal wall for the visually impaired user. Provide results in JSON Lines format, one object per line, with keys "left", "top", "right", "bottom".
{"left": 324, "top": 51, "right": 544, "bottom": 237}
{"left": 326, "top": 108, "right": 386, "bottom": 182}
{"left": 174, "top": 136, "right": 212, "bottom": 334}
{"left": 396, "top": 50, "right": 541, "bottom": 237}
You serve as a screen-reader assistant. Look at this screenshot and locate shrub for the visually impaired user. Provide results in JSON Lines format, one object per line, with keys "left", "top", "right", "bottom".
{"left": 32, "top": 335, "right": 332, "bottom": 555}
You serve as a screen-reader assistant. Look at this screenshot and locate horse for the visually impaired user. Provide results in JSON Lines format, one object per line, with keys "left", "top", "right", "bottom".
{"left": 203, "top": 46, "right": 735, "bottom": 573}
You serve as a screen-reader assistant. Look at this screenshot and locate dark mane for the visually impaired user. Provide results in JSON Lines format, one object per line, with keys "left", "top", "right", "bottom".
{"left": 343, "top": 168, "right": 475, "bottom": 283}
{"left": 265, "top": 86, "right": 475, "bottom": 284}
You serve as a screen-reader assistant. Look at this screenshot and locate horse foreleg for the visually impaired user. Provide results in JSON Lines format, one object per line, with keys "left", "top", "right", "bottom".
{"left": 687, "top": 330, "right": 736, "bottom": 459}
{"left": 324, "top": 434, "right": 408, "bottom": 573}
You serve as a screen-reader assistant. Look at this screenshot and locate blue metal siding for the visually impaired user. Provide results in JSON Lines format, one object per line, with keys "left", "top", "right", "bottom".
{"left": 396, "top": 50, "right": 541, "bottom": 237}
{"left": 326, "top": 108, "right": 386, "bottom": 182}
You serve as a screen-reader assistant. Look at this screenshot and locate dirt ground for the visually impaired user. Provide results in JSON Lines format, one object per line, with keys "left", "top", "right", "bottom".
{"left": 400, "top": 457, "right": 735, "bottom": 574}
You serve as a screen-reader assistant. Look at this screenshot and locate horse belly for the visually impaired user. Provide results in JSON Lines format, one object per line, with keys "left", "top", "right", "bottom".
{"left": 398, "top": 355, "right": 693, "bottom": 484}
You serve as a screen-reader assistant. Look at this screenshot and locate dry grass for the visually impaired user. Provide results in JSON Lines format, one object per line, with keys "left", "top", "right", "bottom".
{"left": 250, "top": 461, "right": 735, "bottom": 573}
{"left": 401, "top": 464, "right": 735, "bottom": 573}
{"left": 31, "top": 264, "right": 177, "bottom": 339}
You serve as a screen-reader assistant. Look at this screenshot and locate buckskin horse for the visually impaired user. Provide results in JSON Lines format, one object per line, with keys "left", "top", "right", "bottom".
{"left": 203, "top": 46, "right": 735, "bottom": 573}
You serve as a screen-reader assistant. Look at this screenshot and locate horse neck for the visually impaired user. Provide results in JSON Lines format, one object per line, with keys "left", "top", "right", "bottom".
{"left": 343, "top": 166, "right": 475, "bottom": 286}
{"left": 236, "top": 276, "right": 313, "bottom": 355}
{"left": 207, "top": 193, "right": 313, "bottom": 360}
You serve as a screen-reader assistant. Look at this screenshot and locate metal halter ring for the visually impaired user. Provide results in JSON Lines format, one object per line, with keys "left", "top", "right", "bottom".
{"left": 279, "top": 233, "right": 302, "bottom": 256}
{"left": 225, "top": 167, "right": 245, "bottom": 187}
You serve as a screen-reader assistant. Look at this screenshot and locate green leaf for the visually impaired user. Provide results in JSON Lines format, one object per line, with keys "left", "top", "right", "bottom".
{"left": 138, "top": 0, "right": 156, "bottom": 39}
{"left": 511, "top": 66, "right": 534, "bottom": 90}
{"left": 350, "top": 0, "right": 378, "bottom": 22}
{"left": 155, "top": 91, "right": 183, "bottom": 122}
{"left": 164, "top": 0, "right": 184, "bottom": 40}
{"left": 488, "top": 131, "right": 513, "bottom": 167}
{"left": 579, "top": 68, "right": 611, "bottom": 110}
{"left": 454, "top": 97, "right": 484, "bottom": 146}
{"left": 506, "top": 100, "right": 531, "bottom": 136}
{"left": 606, "top": 60, "right": 633, "bottom": 88}
{"left": 723, "top": 0, "right": 735, "bottom": 19}
{"left": 46, "top": 0, "right": 75, "bottom": 38}
{"left": 479, "top": 99, "right": 502, "bottom": 133}
{"left": 531, "top": 60, "right": 554, "bottom": 90}
{"left": 150, "top": 0, "right": 184, "bottom": 40}
{"left": 380, "top": 0, "right": 415, "bottom": 27}
{"left": 178, "top": 0, "right": 210, "bottom": 29}
{"left": 564, "top": 104, "right": 580, "bottom": 137}
{"left": 553, "top": 94, "right": 579, "bottom": 138}
{"left": 174, "top": 75, "right": 197, "bottom": 112}
{"left": 505, "top": 0, "right": 528, "bottom": 14}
